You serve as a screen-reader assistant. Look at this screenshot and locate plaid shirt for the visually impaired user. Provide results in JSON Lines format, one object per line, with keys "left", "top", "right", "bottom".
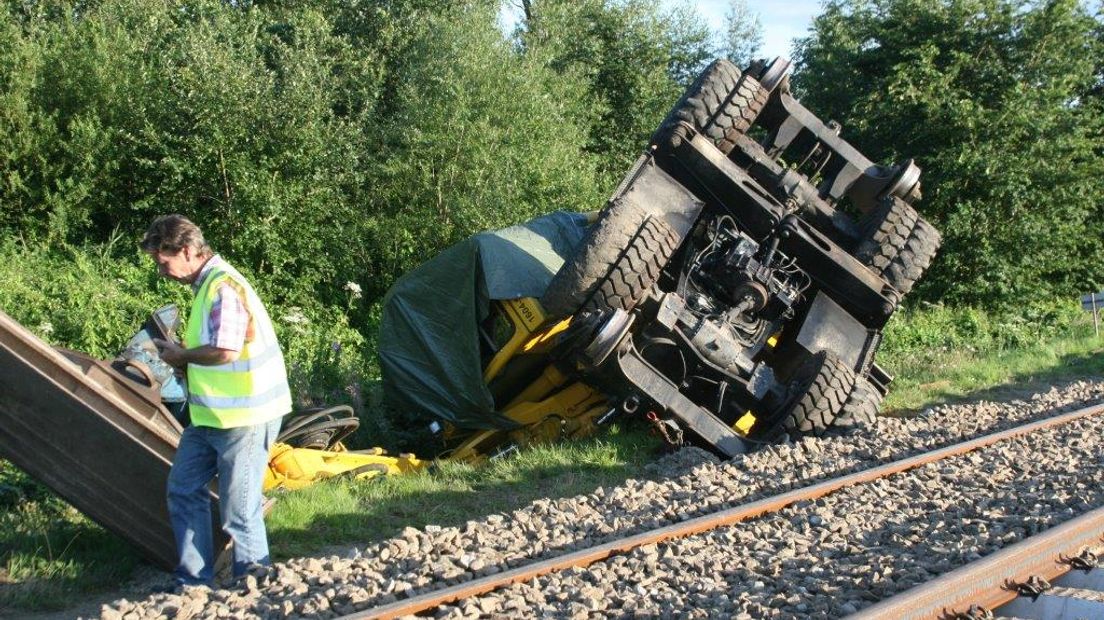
{"left": 192, "top": 256, "right": 250, "bottom": 352}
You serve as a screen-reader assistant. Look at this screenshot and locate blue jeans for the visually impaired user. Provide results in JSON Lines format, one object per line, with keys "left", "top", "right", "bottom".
{"left": 166, "top": 417, "right": 281, "bottom": 585}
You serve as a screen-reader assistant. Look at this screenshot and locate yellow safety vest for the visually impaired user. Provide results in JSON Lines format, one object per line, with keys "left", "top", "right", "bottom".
{"left": 184, "top": 261, "right": 291, "bottom": 428}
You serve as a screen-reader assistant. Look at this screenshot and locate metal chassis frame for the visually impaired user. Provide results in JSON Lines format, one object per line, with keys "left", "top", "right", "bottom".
{"left": 655, "top": 124, "right": 897, "bottom": 328}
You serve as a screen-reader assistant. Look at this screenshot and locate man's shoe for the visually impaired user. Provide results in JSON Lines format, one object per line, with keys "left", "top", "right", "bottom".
{"left": 149, "top": 580, "right": 211, "bottom": 595}
{"left": 148, "top": 581, "right": 184, "bottom": 595}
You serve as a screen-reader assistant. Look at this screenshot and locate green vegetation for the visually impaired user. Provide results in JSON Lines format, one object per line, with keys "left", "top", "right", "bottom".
{"left": 0, "top": 240, "right": 379, "bottom": 424}
{"left": 1, "top": 0, "right": 1103, "bottom": 613}
{"left": 794, "top": 0, "right": 1104, "bottom": 306}
{"left": 881, "top": 301, "right": 1104, "bottom": 410}
{"left": 0, "top": 461, "right": 140, "bottom": 609}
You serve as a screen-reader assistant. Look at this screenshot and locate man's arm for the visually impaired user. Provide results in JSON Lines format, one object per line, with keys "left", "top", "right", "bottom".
{"left": 156, "top": 280, "right": 251, "bottom": 369}
{"left": 154, "top": 339, "right": 240, "bottom": 368}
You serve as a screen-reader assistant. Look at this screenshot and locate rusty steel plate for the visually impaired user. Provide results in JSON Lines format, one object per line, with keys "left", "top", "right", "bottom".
{"left": 0, "top": 310, "right": 225, "bottom": 571}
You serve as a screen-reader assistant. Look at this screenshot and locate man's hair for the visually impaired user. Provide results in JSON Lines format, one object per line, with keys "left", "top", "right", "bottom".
{"left": 140, "top": 214, "right": 212, "bottom": 256}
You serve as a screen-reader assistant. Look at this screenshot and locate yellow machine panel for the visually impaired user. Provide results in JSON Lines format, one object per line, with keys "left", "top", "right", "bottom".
{"left": 264, "top": 443, "right": 425, "bottom": 491}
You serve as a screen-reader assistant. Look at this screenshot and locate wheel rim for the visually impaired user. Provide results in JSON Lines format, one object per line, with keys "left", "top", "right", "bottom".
{"left": 582, "top": 309, "right": 635, "bottom": 367}
{"left": 884, "top": 159, "right": 921, "bottom": 202}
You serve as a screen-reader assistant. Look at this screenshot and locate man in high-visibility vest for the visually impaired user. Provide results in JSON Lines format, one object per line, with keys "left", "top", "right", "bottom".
{"left": 141, "top": 214, "right": 291, "bottom": 588}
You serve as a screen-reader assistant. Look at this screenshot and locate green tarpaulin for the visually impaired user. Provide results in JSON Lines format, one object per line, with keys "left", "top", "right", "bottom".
{"left": 379, "top": 212, "right": 589, "bottom": 430}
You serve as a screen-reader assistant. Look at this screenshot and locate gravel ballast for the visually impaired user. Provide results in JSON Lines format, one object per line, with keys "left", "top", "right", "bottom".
{"left": 96, "top": 379, "right": 1104, "bottom": 619}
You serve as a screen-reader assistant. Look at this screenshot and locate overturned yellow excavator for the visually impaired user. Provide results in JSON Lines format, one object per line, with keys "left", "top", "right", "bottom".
{"left": 376, "top": 55, "right": 939, "bottom": 466}
{"left": 269, "top": 293, "right": 611, "bottom": 487}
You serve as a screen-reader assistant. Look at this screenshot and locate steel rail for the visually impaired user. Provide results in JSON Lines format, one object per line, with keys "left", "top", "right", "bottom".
{"left": 849, "top": 504, "right": 1104, "bottom": 619}
{"left": 341, "top": 401, "right": 1104, "bottom": 620}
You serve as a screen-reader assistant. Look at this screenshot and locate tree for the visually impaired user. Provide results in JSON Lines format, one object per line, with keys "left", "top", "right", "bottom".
{"left": 793, "top": 0, "right": 1104, "bottom": 306}
{"left": 356, "top": 2, "right": 605, "bottom": 298}
{"left": 1084, "top": 6, "right": 1104, "bottom": 121}
{"left": 518, "top": 0, "right": 714, "bottom": 181}
{"left": 0, "top": 0, "right": 606, "bottom": 321}
{"left": 721, "top": 0, "right": 763, "bottom": 68}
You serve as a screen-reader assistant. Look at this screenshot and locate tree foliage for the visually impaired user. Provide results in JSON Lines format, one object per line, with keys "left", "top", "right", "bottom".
{"left": 3, "top": 0, "right": 1102, "bottom": 354}
{"left": 793, "top": 0, "right": 1104, "bottom": 306}
{"left": 2, "top": 0, "right": 380, "bottom": 305}
{"left": 314, "top": 0, "right": 607, "bottom": 303}
{"left": 517, "top": 0, "right": 714, "bottom": 180}
{"left": 721, "top": 0, "right": 763, "bottom": 68}
{"left": 0, "top": 0, "right": 615, "bottom": 327}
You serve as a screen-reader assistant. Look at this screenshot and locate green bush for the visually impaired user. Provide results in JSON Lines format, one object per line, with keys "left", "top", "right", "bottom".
{"left": 0, "top": 239, "right": 378, "bottom": 418}
{"left": 881, "top": 298, "right": 1088, "bottom": 363}
{"left": 0, "top": 0, "right": 643, "bottom": 332}
{"left": 355, "top": 1, "right": 606, "bottom": 302}
{"left": 519, "top": 0, "right": 714, "bottom": 180}
{"left": 0, "top": 236, "right": 186, "bottom": 358}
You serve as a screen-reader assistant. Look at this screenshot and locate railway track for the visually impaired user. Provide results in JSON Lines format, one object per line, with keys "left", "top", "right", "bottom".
{"left": 95, "top": 381, "right": 1104, "bottom": 619}
{"left": 341, "top": 401, "right": 1104, "bottom": 620}
{"left": 855, "top": 506, "right": 1104, "bottom": 619}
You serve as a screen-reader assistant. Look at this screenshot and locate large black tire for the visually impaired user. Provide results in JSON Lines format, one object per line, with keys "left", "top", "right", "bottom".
{"left": 540, "top": 201, "right": 680, "bottom": 320}
{"left": 834, "top": 376, "right": 883, "bottom": 431}
{"left": 651, "top": 59, "right": 768, "bottom": 155}
{"left": 780, "top": 351, "right": 857, "bottom": 437}
{"left": 855, "top": 196, "right": 942, "bottom": 298}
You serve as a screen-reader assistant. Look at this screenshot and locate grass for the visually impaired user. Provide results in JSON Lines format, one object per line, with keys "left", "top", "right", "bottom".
{"left": 881, "top": 330, "right": 1104, "bottom": 413}
{"left": 3, "top": 317, "right": 1104, "bottom": 613}
{"left": 0, "top": 476, "right": 141, "bottom": 611}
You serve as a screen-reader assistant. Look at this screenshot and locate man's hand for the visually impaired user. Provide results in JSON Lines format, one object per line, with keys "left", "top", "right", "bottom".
{"left": 154, "top": 338, "right": 187, "bottom": 369}
{"left": 154, "top": 339, "right": 241, "bottom": 368}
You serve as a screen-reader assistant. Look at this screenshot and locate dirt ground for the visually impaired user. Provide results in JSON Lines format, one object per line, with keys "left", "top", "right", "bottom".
{"left": 0, "top": 565, "right": 167, "bottom": 619}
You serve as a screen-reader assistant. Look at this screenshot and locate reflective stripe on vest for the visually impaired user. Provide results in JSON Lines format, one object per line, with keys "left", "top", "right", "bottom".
{"left": 184, "top": 262, "right": 292, "bottom": 428}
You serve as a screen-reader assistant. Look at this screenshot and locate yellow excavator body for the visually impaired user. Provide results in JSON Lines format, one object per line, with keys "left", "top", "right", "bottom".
{"left": 265, "top": 297, "right": 610, "bottom": 488}
{"left": 264, "top": 443, "right": 424, "bottom": 491}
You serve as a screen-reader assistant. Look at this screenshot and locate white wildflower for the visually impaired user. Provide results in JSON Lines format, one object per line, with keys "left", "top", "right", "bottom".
{"left": 38, "top": 321, "right": 54, "bottom": 336}
{"left": 281, "top": 308, "right": 308, "bottom": 325}
{"left": 344, "top": 281, "right": 363, "bottom": 299}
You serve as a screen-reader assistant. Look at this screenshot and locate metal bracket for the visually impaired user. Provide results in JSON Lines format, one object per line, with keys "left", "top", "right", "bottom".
{"left": 1062, "top": 548, "right": 1100, "bottom": 571}
{"left": 1011, "top": 574, "right": 1052, "bottom": 600}
{"left": 950, "top": 604, "right": 994, "bottom": 620}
